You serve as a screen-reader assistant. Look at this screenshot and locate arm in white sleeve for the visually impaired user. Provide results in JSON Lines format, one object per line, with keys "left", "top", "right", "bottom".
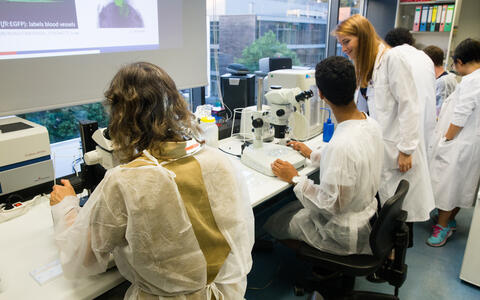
{"left": 387, "top": 54, "right": 420, "bottom": 155}
{"left": 52, "top": 170, "right": 127, "bottom": 278}
{"left": 293, "top": 146, "right": 357, "bottom": 217}
{"left": 451, "top": 85, "right": 478, "bottom": 127}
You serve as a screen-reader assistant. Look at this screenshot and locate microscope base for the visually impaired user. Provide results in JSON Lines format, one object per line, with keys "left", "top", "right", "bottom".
{"left": 241, "top": 143, "right": 305, "bottom": 177}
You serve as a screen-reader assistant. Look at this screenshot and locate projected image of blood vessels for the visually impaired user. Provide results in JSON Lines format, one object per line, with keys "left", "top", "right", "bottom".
{"left": 98, "top": 0, "right": 144, "bottom": 28}
{"left": 0, "top": 0, "right": 78, "bottom": 29}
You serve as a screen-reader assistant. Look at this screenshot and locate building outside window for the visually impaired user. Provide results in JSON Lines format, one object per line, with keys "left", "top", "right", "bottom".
{"left": 207, "top": 0, "right": 330, "bottom": 101}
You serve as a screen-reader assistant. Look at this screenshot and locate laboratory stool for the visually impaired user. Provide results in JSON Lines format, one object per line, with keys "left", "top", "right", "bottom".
{"left": 293, "top": 180, "right": 410, "bottom": 300}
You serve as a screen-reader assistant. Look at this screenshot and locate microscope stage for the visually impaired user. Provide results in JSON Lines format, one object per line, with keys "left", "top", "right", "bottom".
{"left": 241, "top": 143, "right": 305, "bottom": 177}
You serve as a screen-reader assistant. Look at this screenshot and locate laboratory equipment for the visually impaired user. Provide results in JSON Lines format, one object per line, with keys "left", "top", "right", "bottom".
{"left": 240, "top": 78, "right": 306, "bottom": 177}
{"left": 238, "top": 105, "right": 274, "bottom": 140}
{"left": 221, "top": 73, "right": 255, "bottom": 115}
{"left": 268, "top": 69, "right": 326, "bottom": 141}
{"left": 321, "top": 108, "right": 335, "bottom": 142}
{"left": 0, "top": 117, "right": 54, "bottom": 203}
{"left": 199, "top": 116, "right": 219, "bottom": 148}
{"left": 83, "top": 127, "right": 117, "bottom": 170}
{"left": 259, "top": 57, "right": 292, "bottom": 74}
{"left": 265, "top": 87, "right": 314, "bottom": 145}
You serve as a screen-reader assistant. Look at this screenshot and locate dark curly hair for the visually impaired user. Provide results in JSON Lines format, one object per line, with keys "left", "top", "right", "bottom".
{"left": 105, "top": 62, "right": 199, "bottom": 163}
{"left": 315, "top": 56, "right": 356, "bottom": 106}
{"left": 384, "top": 28, "right": 415, "bottom": 47}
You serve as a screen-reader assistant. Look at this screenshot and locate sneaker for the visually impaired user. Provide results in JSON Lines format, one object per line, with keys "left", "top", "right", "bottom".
{"left": 427, "top": 224, "right": 452, "bottom": 247}
{"left": 431, "top": 213, "right": 457, "bottom": 231}
{"left": 448, "top": 219, "right": 457, "bottom": 231}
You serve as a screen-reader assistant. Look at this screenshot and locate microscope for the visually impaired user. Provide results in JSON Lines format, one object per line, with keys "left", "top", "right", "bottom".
{"left": 240, "top": 79, "right": 311, "bottom": 177}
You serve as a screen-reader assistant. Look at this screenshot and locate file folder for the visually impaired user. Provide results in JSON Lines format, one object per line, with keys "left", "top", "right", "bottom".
{"left": 420, "top": 5, "right": 428, "bottom": 31}
{"left": 435, "top": 5, "right": 442, "bottom": 31}
{"left": 444, "top": 5, "right": 455, "bottom": 32}
{"left": 439, "top": 4, "right": 447, "bottom": 32}
{"left": 430, "top": 5, "right": 437, "bottom": 32}
{"left": 413, "top": 5, "right": 422, "bottom": 31}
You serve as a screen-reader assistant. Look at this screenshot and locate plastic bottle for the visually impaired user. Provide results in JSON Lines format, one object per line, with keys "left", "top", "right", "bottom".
{"left": 320, "top": 107, "right": 334, "bottom": 142}
{"left": 200, "top": 116, "right": 219, "bottom": 148}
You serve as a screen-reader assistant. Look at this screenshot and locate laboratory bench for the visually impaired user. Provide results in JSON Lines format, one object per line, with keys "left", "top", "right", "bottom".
{"left": 0, "top": 134, "right": 326, "bottom": 300}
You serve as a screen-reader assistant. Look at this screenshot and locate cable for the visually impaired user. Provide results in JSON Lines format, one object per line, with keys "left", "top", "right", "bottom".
{"left": 218, "top": 147, "right": 241, "bottom": 158}
{"left": 247, "top": 263, "right": 282, "bottom": 290}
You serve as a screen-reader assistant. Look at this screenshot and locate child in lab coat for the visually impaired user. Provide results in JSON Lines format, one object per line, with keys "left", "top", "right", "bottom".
{"left": 427, "top": 38, "right": 480, "bottom": 247}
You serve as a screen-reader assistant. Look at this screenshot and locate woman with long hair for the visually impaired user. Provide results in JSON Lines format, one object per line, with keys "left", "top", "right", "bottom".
{"left": 334, "top": 15, "right": 435, "bottom": 245}
{"left": 50, "top": 62, "right": 254, "bottom": 299}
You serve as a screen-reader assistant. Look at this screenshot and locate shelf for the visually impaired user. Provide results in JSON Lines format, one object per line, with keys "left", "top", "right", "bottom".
{"left": 399, "top": 1, "right": 455, "bottom": 6}
{"left": 410, "top": 30, "right": 451, "bottom": 34}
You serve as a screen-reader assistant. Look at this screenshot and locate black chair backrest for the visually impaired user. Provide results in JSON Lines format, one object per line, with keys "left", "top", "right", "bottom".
{"left": 369, "top": 180, "right": 409, "bottom": 260}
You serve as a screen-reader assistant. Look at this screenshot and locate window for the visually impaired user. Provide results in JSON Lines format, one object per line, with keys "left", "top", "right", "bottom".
{"left": 336, "top": 0, "right": 364, "bottom": 56}
{"left": 206, "top": 0, "right": 330, "bottom": 104}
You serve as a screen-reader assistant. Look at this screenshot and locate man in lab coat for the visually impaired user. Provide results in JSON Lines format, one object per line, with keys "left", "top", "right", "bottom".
{"left": 423, "top": 45, "right": 458, "bottom": 116}
{"left": 385, "top": 28, "right": 437, "bottom": 151}
{"left": 264, "top": 56, "right": 384, "bottom": 255}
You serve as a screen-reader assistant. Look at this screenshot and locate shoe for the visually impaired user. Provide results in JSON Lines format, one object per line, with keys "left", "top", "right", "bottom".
{"left": 427, "top": 224, "right": 452, "bottom": 247}
{"left": 431, "top": 213, "right": 456, "bottom": 231}
{"left": 448, "top": 219, "right": 457, "bottom": 231}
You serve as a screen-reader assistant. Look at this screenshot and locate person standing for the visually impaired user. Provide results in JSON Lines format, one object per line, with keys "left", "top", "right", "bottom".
{"left": 423, "top": 45, "right": 458, "bottom": 116}
{"left": 385, "top": 27, "right": 437, "bottom": 150}
{"left": 427, "top": 38, "right": 480, "bottom": 247}
{"left": 335, "top": 15, "right": 435, "bottom": 246}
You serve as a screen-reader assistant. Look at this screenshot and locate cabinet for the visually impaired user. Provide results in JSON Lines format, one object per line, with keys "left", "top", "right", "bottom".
{"left": 395, "top": 0, "right": 480, "bottom": 69}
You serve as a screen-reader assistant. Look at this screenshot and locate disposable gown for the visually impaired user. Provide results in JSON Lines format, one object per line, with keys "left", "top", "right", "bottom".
{"left": 367, "top": 43, "right": 435, "bottom": 222}
{"left": 390, "top": 44, "right": 437, "bottom": 150}
{"left": 51, "top": 143, "right": 255, "bottom": 300}
{"left": 429, "top": 68, "right": 480, "bottom": 211}
{"left": 264, "top": 116, "right": 384, "bottom": 255}
{"left": 435, "top": 72, "right": 458, "bottom": 115}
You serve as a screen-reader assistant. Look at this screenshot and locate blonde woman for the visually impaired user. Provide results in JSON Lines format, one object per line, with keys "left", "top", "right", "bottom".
{"left": 50, "top": 62, "right": 254, "bottom": 299}
{"left": 335, "top": 15, "right": 435, "bottom": 246}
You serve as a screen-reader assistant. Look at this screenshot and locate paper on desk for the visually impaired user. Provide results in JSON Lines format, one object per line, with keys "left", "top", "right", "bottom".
{"left": 30, "top": 259, "right": 63, "bottom": 285}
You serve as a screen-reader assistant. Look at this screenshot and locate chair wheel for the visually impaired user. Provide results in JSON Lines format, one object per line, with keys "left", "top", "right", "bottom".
{"left": 294, "top": 285, "right": 305, "bottom": 296}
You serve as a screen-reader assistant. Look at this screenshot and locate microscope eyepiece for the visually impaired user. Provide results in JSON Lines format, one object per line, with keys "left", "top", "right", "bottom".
{"left": 295, "top": 90, "right": 314, "bottom": 102}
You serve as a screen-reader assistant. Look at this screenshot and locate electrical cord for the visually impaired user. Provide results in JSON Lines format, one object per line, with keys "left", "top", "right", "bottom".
{"left": 247, "top": 263, "right": 282, "bottom": 290}
{"left": 218, "top": 147, "right": 241, "bottom": 158}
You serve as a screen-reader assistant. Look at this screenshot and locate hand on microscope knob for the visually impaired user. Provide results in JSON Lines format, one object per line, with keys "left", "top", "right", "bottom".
{"left": 271, "top": 159, "right": 299, "bottom": 184}
{"left": 50, "top": 179, "right": 76, "bottom": 206}
{"left": 287, "top": 141, "right": 312, "bottom": 159}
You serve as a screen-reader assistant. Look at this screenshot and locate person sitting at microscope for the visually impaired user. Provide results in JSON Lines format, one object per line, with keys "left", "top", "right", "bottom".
{"left": 264, "top": 56, "right": 384, "bottom": 255}
{"left": 49, "top": 62, "right": 254, "bottom": 299}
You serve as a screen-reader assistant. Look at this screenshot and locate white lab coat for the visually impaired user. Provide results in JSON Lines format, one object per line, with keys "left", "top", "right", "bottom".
{"left": 264, "top": 116, "right": 384, "bottom": 255}
{"left": 429, "top": 68, "right": 480, "bottom": 211}
{"left": 390, "top": 44, "right": 437, "bottom": 150}
{"left": 51, "top": 145, "right": 254, "bottom": 300}
{"left": 435, "top": 72, "right": 458, "bottom": 115}
{"left": 367, "top": 43, "right": 435, "bottom": 222}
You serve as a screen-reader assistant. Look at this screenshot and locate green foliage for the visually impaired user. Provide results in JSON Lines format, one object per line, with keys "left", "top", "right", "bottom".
{"left": 236, "top": 31, "right": 300, "bottom": 71}
{"left": 19, "top": 102, "right": 109, "bottom": 144}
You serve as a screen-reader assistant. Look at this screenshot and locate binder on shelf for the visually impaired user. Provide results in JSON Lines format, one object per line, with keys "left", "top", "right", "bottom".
{"left": 419, "top": 5, "right": 428, "bottom": 31}
{"left": 444, "top": 4, "right": 455, "bottom": 32}
{"left": 435, "top": 4, "right": 442, "bottom": 31}
{"left": 439, "top": 4, "right": 447, "bottom": 32}
{"left": 413, "top": 5, "right": 422, "bottom": 31}
{"left": 430, "top": 5, "right": 437, "bottom": 32}
{"left": 426, "top": 5, "right": 433, "bottom": 30}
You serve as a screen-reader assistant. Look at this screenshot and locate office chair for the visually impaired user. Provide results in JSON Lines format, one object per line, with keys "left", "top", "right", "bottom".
{"left": 293, "top": 180, "right": 410, "bottom": 300}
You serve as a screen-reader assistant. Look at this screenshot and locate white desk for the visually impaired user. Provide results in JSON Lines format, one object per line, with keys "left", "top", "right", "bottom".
{"left": 219, "top": 135, "right": 325, "bottom": 207}
{"left": 0, "top": 135, "right": 324, "bottom": 300}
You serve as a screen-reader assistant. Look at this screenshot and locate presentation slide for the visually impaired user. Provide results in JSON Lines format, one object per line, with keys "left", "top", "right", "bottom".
{"left": 0, "top": 0, "right": 181, "bottom": 59}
